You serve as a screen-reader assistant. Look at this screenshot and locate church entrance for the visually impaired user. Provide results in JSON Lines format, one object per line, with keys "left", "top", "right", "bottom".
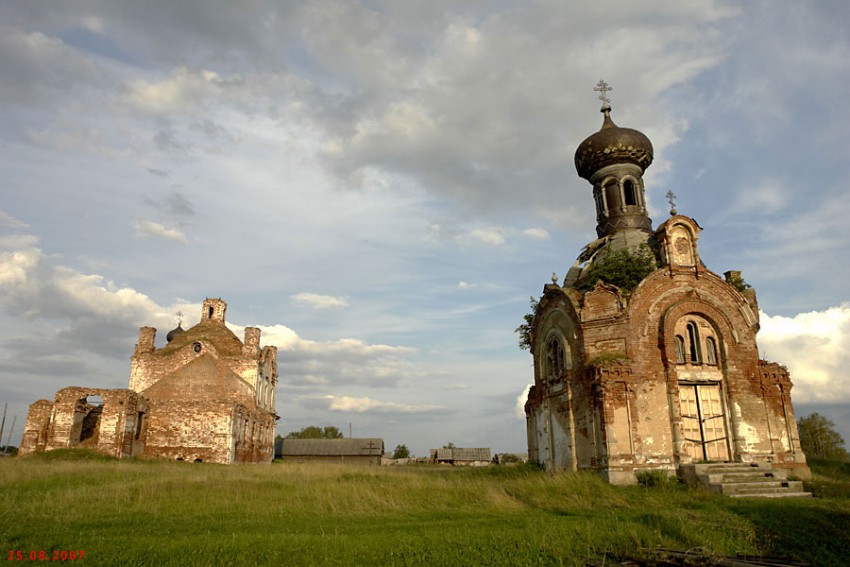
{"left": 678, "top": 384, "right": 729, "bottom": 461}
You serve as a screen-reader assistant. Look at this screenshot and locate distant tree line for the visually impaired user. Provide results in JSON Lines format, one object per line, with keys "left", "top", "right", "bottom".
{"left": 798, "top": 413, "right": 849, "bottom": 460}
{"left": 392, "top": 444, "right": 410, "bottom": 459}
{"left": 285, "top": 426, "right": 344, "bottom": 439}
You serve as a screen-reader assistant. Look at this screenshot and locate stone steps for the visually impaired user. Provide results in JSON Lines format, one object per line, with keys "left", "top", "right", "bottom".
{"left": 679, "top": 462, "right": 812, "bottom": 499}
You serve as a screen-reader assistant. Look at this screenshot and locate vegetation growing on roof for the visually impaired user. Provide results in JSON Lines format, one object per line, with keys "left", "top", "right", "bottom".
{"left": 577, "top": 245, "right": 656, "bottom": 295}
{"left": 726, "top": 271, "right": 753, "bottom": 293}
{"left": 514, "top": 296, "right": 540, "bottom": 351}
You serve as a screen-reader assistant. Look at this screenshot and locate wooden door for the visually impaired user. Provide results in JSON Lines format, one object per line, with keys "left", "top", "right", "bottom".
{"left": 679, "top": 384, "right": 729, "bottom": 461}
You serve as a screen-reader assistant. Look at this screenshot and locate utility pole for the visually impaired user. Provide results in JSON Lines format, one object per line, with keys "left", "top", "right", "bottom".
{"left": 2, "top": 415, "right": 15, "bottom": 455}
{"left": 0, "top": 403, "right": 6, "bottom": 450}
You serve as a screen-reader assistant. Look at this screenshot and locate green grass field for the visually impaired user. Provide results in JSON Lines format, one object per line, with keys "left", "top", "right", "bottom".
{"left": 1, "top": 452, "right": 849, "bottom": 566}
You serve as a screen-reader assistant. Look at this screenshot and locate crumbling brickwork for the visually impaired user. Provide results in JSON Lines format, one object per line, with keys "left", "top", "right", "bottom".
{"left": 525, "top": 101, "right": 809, "bottom": 484}
{"left": 20, "top": 298, "right": 279, "bottom": 464}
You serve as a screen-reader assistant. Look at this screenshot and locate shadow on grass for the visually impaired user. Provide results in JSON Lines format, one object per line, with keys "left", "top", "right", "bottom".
{"left": 728, "top": 499, "right": 850, "bottom": 566}
{"left": 24, "top": 448, "right": 118, "bottom": 462}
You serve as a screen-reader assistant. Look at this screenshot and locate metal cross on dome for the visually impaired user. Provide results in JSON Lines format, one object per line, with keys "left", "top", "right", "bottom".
{"left": 594, "top": 79, "right": 612, "bottom": 107}
{"left": 666, "top": 190, "right": 678, "bottom": 216}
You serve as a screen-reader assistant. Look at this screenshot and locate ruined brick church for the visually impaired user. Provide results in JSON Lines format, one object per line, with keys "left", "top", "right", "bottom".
{"left": 524, "top": 84, "right": 810, "bottom": 484}
{"left": 20, "top": 298, "right": 278, "bottom": 464}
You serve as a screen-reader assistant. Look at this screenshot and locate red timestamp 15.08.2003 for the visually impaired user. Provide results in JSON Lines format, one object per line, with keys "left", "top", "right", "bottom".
{"left": 7, "top": 550, "right": 85, "bottom": 561}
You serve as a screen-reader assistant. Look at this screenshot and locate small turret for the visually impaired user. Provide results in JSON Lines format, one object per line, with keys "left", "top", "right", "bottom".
{"left": 243, "top": 327, "right": 261, "bottom": 355}
{"left": 135, "top": 327, "right": 156, "bottom": 354}
{"left": 201, "top": 298, "right": 227, "bottom": 323}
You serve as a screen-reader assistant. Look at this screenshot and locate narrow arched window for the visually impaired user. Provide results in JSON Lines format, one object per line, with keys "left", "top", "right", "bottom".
{"left": 547, "top": 337, "right": 565, "bottom": 380}
{"left": 674, "top": 335, "right": 686, "bottom": 364}
{"left": 705, "top": 337, "right": 718, "bottom": 365}
{"left": 604, "top": 180, "right": 619, "bottom": 209}
{"left": 687, "top": 322, "right": 702, "bottom": 364}
{"left": 623, "top": 179, "right": 637, "bottom": 206}
{"left": 594, "top": 187, "right": 606, "bottom": 217}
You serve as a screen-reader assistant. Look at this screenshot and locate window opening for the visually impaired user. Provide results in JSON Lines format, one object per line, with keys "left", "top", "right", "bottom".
{"left": 674, "top": 336, "right": 686, "bottom": 364}
{"left": 135, "top": 412, "right": 145, "bottom": 439}
{"left": 687, "top": 322, "right": 702, "bottom": 364}
{"left": 77, "top": 396, "right": 104, "bottom": 444}
{"left": 207, "top": 306, "right": 214, "bottom": 319}
{"left": 624, "top": 179, "right": 637, "bottom": 206}
{"left": 604, "top": 180, "right": 619, "bottom": 210}
{"left": 547, "top": 337, "right": 566, "bottom": 381}
{"left": 705, "top": 337, "right": 718, "bottom": 365}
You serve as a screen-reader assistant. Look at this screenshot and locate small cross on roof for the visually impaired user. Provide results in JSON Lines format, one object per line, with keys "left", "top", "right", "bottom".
{"left": 594, "top": 79, "right": 612, "bottom": 110}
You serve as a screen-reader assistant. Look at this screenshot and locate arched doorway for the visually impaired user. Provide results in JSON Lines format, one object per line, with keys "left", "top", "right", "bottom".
{"left": 672, "top": 315, "right": 730, "bottom": 462}
{"left": 73, "top": 395, "right": 103, "bottom": 446}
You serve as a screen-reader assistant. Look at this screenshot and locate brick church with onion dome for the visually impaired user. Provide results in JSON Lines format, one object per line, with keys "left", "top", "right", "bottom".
{"left": 524, "top": 81, "right": 811, "bottom": 485}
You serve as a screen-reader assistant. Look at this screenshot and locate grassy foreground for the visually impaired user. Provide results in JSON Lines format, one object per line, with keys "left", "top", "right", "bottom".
{"left": 1, "top": 452, "right": 849, "bottom": 566}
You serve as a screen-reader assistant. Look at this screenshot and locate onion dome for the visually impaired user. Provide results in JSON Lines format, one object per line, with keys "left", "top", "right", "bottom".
{"left": 166, "top": 324, "right": 185, "bottom": 343}
{"left": 574, "top": 103, "right": 653, "bottom": 181}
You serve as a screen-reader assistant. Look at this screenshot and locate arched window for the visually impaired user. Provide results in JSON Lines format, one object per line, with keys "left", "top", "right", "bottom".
{"left": 674, "top": 335, "right": 686, "bottom": 364}
{"left": 604, "top": 180, "right": 619, "bottom": 210}
{"left": 705, "top": 337, "right": 718, "bottom": 365}
{"left": 546, "top": 337, "right": 567, "bottom": 382}
{"left": 623, "top": 179, "right": 637, "bottom": 206}
{"left": 594, "top": 187, "right": 606, "bottom": 216}
{"left": 687, "top": 322, "right": 702, "bottom": 364}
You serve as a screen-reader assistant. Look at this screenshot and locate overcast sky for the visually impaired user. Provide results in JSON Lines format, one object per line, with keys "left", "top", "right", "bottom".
{"left": 2, "top": 1, "right": 849, "bottom": 457}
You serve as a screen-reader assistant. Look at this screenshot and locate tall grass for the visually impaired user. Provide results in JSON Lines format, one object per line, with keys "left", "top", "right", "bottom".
{"left": 1, "top": 452, "right": 848, "bottom": 565}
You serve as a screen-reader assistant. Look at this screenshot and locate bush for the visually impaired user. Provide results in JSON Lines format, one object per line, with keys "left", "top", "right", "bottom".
{"left": 578, "top": 245, "right": 657, "bottom": 295}
{"left": 798, "top": 413, "right": 850, "bottom": 460}
{"left": 392, "top": 444, "right": 411, "bottom": 459}
{"left": 635, "top": 470, "right": 680, "bottom": 488}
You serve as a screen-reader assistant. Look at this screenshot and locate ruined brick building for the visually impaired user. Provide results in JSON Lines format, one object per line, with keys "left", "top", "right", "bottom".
{"left": 19, "top": 298, "right": 278, "bottom": 464}
{"left": 524, "top": 86, "right": 810, "bottom": 484}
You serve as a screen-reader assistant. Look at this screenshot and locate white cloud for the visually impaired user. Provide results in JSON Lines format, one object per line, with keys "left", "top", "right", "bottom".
{"left": 0, "top": 234, "right": 39, "bottom": 249}
{"left": 123, "top": 67, "right": 225, "bottom": 115}
{"left": 515, "top": 384, "right": 531, "bottom": 420}
{"left": 735, "top": 178, "right": 789, "bottom": 214}
{"left": 134, "top": 220, "right": 187, "bottom": 243}
{"left": 467, "top": 228, "right": 505, "bottom": 246}
{"left": 457, "top": 281, "right": 476, "bottom": 289}
{"left": 325, "top": 395, "right": 442, "bottom": 414}
{"left": 0, "top": 248, "right": 39, "bottom": 286}
{"left": 522, "top": 228, "right": 550, "bottom": 240}
{"left": 759, "top": 305, "right": 850, "bottom": 404}
{"left": 291, "top": 292, "right": 349, "bottom": 309}
{"left": 226, "top": 322, "right": 418, "bottom": 389}
{"left": 0, "top": 239, "right": 179, "bottom": 327}
{"left": 0, "top": 27, "right": 105, "bottom": 105}
{"left": 0, "top": 210, "right": 29, "bottom": 229}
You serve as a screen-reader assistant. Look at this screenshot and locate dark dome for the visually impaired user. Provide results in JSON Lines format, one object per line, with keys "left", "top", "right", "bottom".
{"left": 166, "top": 324, "right": 185, "bottom": 343}
{"left": 574, "top": 110, "right": 653, "bottom": 180}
